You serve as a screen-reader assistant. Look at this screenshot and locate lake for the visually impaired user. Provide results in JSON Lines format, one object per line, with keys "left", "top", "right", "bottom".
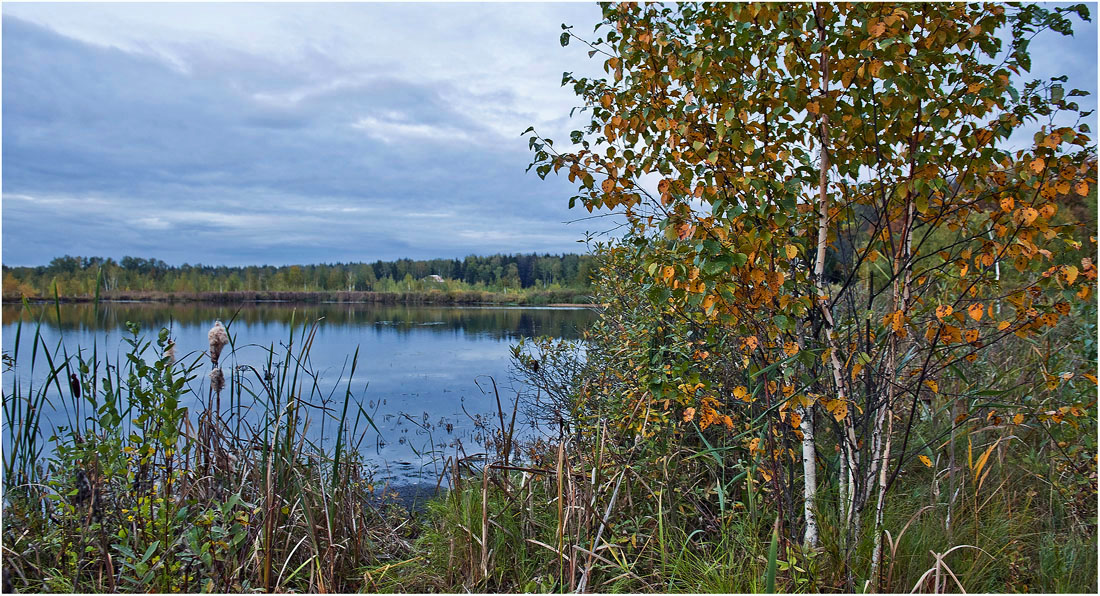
{"left": 1, "top": 301, "right": 595, "bottom": 485}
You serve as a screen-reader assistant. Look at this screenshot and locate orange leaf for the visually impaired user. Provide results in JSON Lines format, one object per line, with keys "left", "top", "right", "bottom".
{"left": 1029, "top": 158, "right": 1045, "bottom": 174}
{"left": 682, "top": 407, "right": 696, "bottom": 423}
{"left": 1075, "top": 181, "right": 1090, "bottom": 196}
{"left": 967, "top": 303, "right": 984, "bottom": 321}
{"left": 1012, "top": 413, "right": 1025, "bottom": 425}
{"left": 924, "top": 379, "right": 939, "bottom": 393}
{"left": 1020, "top": 207, "right": 1039, "bottom": 225}
{"left": 935, "top": 304, "right": 953, "bottom": 321}
{"left": 918, "top": 455, "right": 933, "bottom": 468}
{"left": 789, "top": 411, "right": 802, "bottom": 429}
{"left": 999, "top": 196, "right": 1015, "bottom": 212}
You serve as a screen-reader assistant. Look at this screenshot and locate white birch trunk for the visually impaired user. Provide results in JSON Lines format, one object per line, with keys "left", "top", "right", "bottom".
{"left": 799, "top": 403, "right": 819, "bottom": 547}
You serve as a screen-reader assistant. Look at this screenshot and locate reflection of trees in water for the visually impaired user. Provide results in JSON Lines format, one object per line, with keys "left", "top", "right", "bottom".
{"left": 1, "top": 302, "right": 596, "bottom": 340}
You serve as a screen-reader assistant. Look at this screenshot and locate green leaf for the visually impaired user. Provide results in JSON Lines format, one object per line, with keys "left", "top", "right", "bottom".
{"left": 140, "top": 541, "right": 159, "bottom": 564}
{"left": 765, "top": 517, "right": 779, "bottom": 593}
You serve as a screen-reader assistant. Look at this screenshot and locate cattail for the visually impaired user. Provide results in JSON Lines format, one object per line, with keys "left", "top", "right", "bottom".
{"left": 209, "top": 367, "right": 225, "bottom": 395}
{"left": 165, "top": 339, "right": 177, "bottom": 366}
{"left": 208, "top": 320, "right": 228, "bottom": 366}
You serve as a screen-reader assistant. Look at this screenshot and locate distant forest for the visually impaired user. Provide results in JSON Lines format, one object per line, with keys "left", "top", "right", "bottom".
{"left": 2, "top": 253, "right": 595, "bottom": 298}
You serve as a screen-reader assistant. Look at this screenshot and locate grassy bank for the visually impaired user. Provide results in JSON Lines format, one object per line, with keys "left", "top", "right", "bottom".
{"left": 2, "top": 310, "right": 1096, "bottom": 593}
{"left": 1, "top": 288, "right": 594, "bottom": 306}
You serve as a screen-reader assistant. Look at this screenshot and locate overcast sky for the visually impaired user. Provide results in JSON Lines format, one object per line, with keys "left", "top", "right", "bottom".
{"left": 2, "top": 2, "right": 1096, "bottom": 267}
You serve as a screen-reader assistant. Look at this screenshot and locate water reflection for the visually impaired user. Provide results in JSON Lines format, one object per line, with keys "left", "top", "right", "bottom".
{"left": 1, "top": 302, "right": 591, "bottom": 341}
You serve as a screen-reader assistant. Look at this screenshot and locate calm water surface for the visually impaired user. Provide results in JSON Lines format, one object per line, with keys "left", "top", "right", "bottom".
{"left": 2, "top": 302, "right": 595, "bottom": 484}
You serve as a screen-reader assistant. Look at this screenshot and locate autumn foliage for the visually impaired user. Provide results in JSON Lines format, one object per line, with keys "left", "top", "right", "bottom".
{"left": 529, "top": 2, "right": 1096, "bottom": 589}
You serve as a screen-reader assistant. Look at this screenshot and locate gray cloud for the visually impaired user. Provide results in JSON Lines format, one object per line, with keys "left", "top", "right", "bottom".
{"left": 2, "top": 5, "right": 607, "bottom": 266}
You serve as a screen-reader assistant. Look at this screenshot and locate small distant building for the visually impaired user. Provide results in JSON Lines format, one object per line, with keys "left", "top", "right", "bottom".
{"left": 425, "top": 274, "right": 445, "bottom": 283}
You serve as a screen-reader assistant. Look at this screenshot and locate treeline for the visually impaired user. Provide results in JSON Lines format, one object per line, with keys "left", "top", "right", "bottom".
{"left": 2, "top": 253, "right": 595, "bottom": 299}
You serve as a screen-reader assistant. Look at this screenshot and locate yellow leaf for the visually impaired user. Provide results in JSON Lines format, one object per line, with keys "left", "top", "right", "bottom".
{"left": 924, "top": 379, "right": 939, "bottom": 393}
{"left": 1013, "top": 413, "right": 1025, "bottom": 425}
{"left": 918, "top": 455, "right": 932, "bottom": 468}
{"left": 824, "top": 398, "right": 848, "bottom": 421}
{"left": 702, "top": 294, "right": 717, "bottom": 315}
{"left": 733, "top": 386, "right": 751, "bottom": 402}
{"left": 972, "top": 438, "right": 1002, "bottom": 484}
{"left": 783, "top": 343, "right": 800, "bottom": 356}
{"left": 785, "top": 244, "right": 798, "bottom": 260}
{"left": 1075, "top": 181, "right": 1090, "bottom": 196}
{"left": 935, "top": 304, "right": 953, "bottom": 321}
{"left": 842, "top": 69, "right": 855, "bottom": 89}
{"left": 1063, "top": 265, "right": 1079, "bottom": 284}
{"left": 682, "top": 407, "right": 696, "bottom": 423}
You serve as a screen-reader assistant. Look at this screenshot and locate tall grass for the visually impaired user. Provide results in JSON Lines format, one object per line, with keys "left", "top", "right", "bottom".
{"left": 1, "top": 304, "right": 413, "bottom": 593}
{"left": 3, "top": 301, "right": 1094, "bottom": 594}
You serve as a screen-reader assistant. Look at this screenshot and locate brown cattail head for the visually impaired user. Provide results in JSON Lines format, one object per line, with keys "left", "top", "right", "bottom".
{"left": 209, "top": 367, "right": 225, "bottom": 395}
{"left": 208, "top": 321, "right": 228, "bottom": 365}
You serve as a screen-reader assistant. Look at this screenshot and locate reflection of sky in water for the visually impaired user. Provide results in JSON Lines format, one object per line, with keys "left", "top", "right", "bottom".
{"left": 2, "top": 302, "right": 594, "bottom": 485}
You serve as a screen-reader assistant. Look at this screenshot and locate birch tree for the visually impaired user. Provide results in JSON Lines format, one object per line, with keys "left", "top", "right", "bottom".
{"left": 528, "top": 1, "right": 1096, "bottom": 573}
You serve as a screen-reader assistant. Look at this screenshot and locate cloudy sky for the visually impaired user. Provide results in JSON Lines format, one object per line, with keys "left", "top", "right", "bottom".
{"left": 2, "top": 2, "right": 1096, "bottom": 267}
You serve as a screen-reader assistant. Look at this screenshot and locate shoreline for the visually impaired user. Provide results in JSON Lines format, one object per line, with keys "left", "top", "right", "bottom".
{"left": 2, "top": 289, "right": 596, "bottom": 307}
